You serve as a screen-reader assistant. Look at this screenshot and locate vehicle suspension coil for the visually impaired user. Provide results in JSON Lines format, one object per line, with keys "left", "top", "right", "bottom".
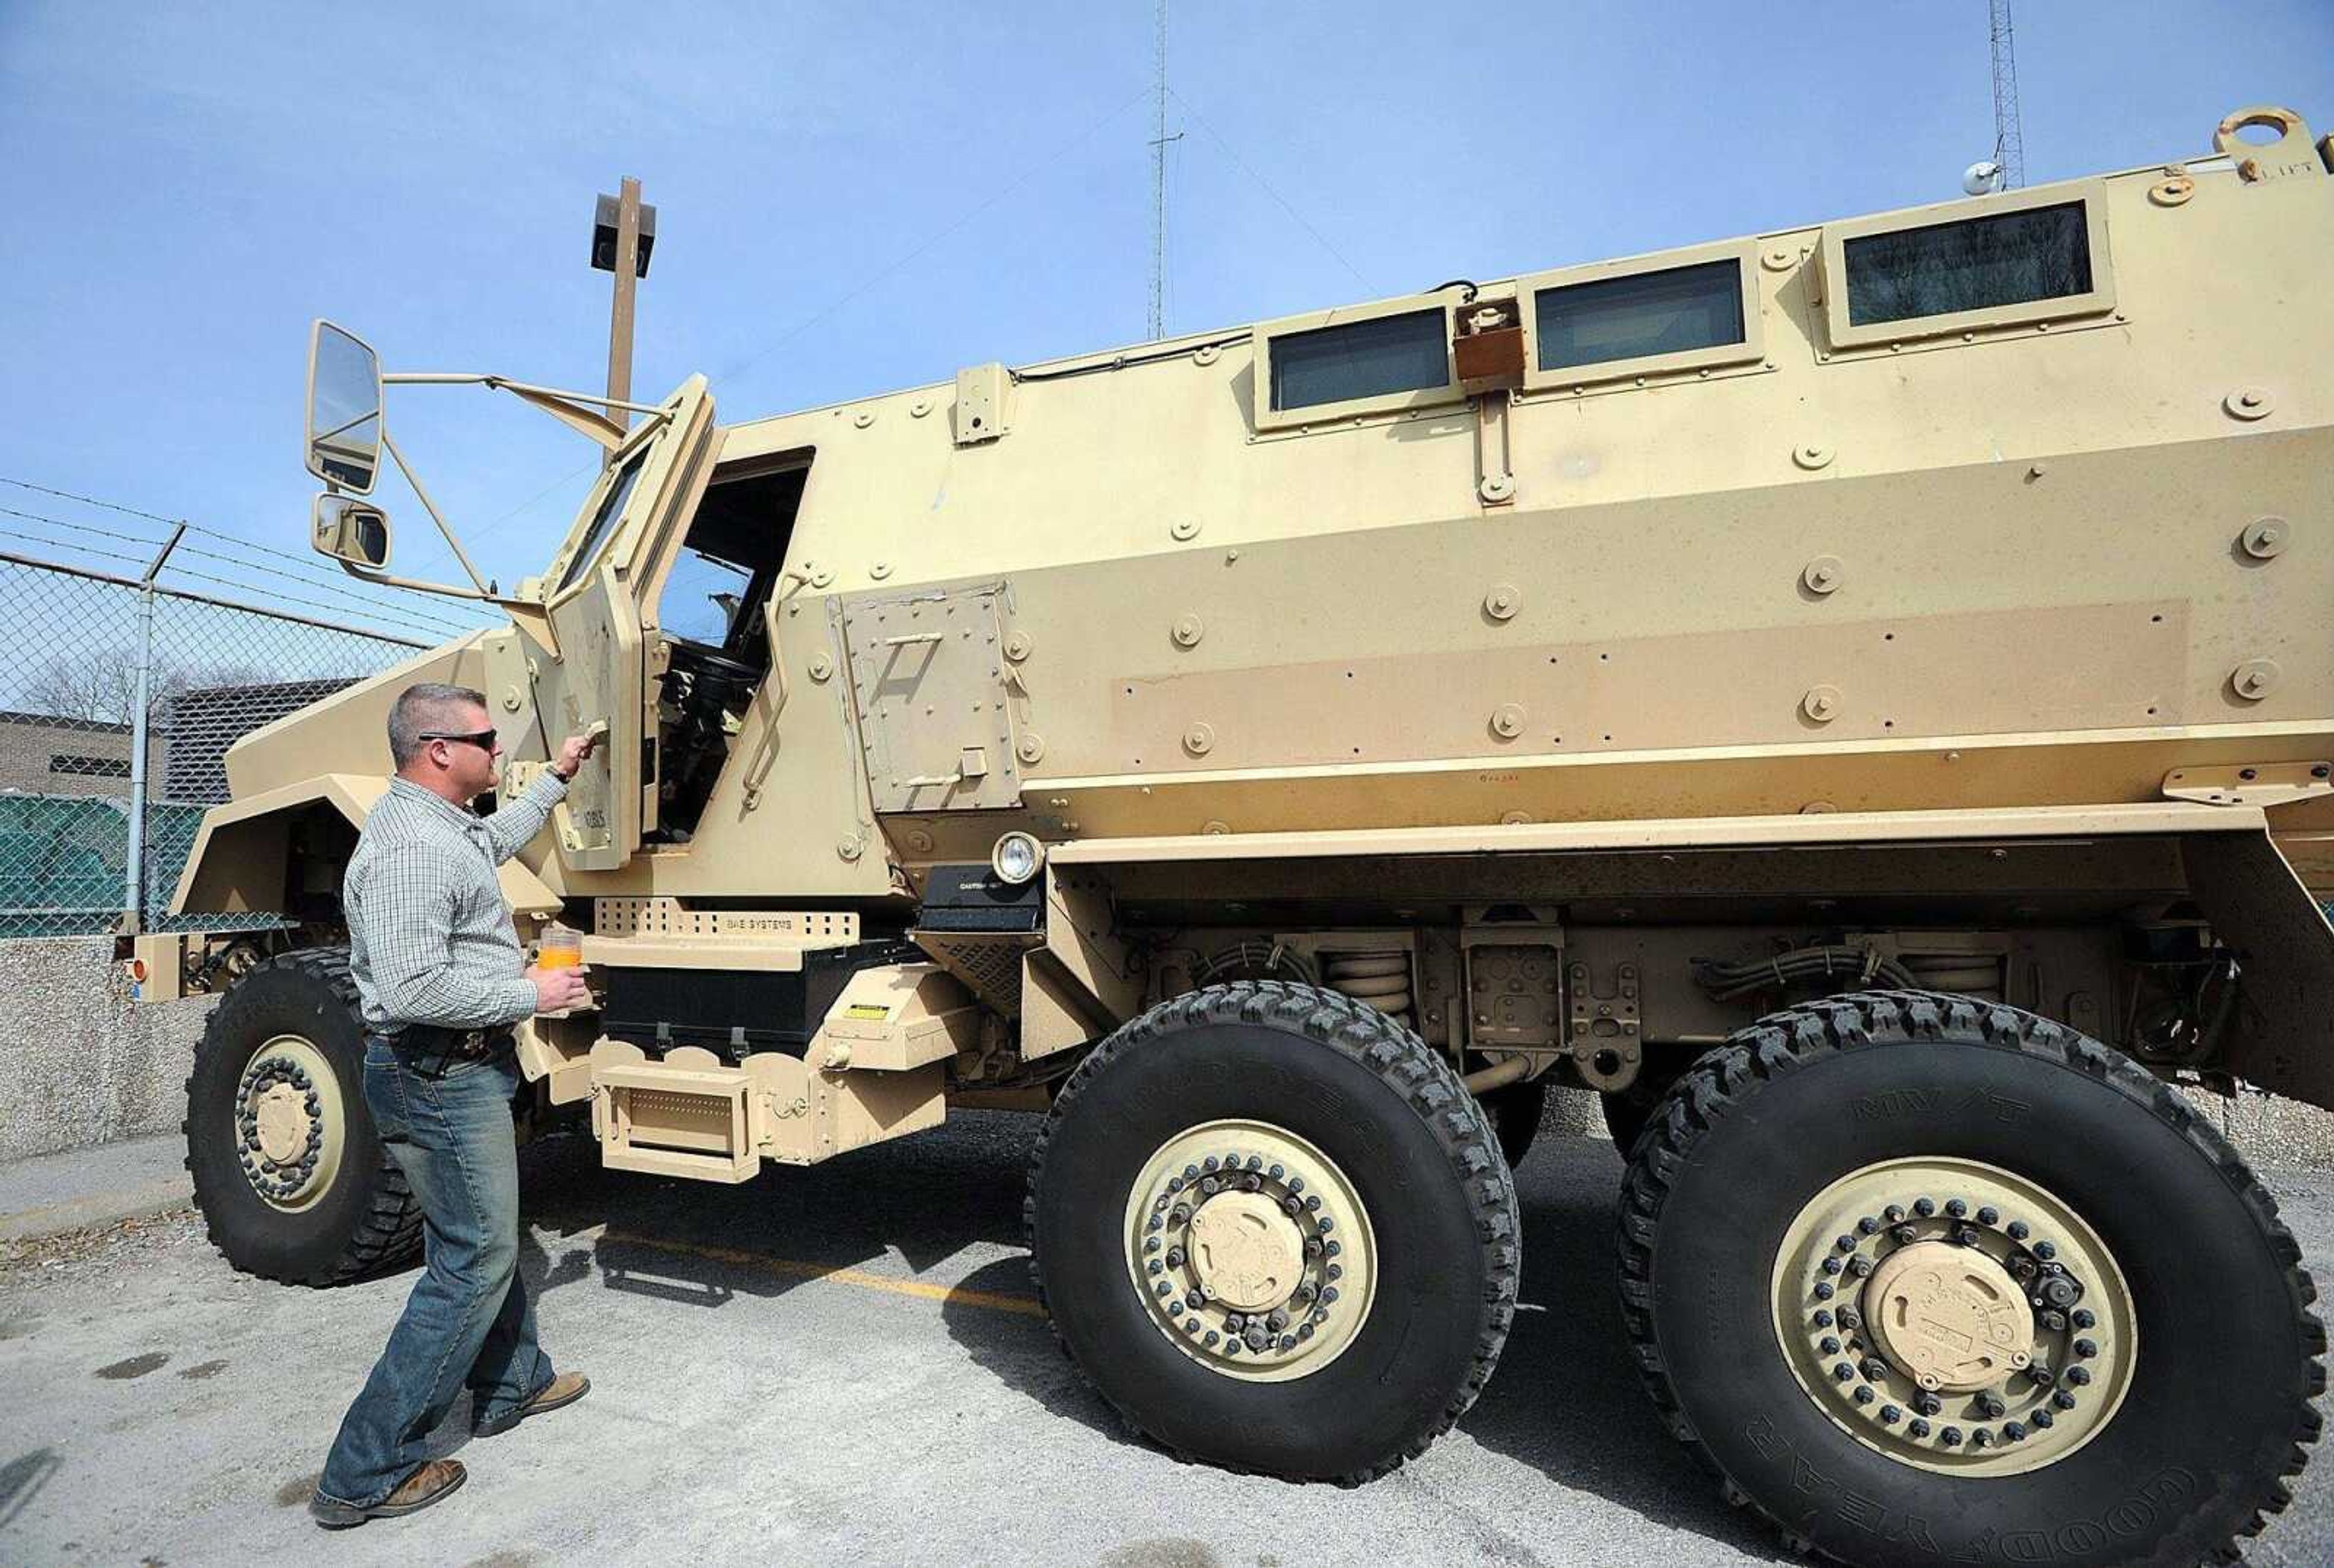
{"left": 1322, "top": 951, "right": 1414, "bottom": 1029}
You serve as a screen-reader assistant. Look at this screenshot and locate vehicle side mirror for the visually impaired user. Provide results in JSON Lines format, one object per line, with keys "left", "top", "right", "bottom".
{"left": 306, "top": 320, "right": 383, "bottom": 494}
{"left": 313, "top": 493, "right": 391, "bottom": 569}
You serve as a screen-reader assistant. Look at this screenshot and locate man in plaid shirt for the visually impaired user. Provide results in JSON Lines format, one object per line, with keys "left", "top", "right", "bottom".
{"left": 312, "top": 681, "right": 597, "bottom": 1527}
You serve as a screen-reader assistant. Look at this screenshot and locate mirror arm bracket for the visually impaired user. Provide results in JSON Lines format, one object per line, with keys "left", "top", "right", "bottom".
{"left": 381, "top": 427, "right": 494, "bottom": 597}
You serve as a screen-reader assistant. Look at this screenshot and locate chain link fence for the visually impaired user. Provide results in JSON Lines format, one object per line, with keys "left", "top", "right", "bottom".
{"left": 0, "top": 551, "right": 430, "bottom": 938}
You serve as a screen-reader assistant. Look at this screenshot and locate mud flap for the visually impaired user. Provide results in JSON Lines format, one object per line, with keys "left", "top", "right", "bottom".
{"left": 2183, "top": 828, "right": 2334, "bottom": 1111}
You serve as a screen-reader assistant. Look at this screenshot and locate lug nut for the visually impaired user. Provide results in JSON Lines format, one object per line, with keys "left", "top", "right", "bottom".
{"left": 2003, "top": 1422, "right": 2027, "bottom": 1442}
{"left": 1848, "top": 1255, "right": 1874, "bottom": 1278}
{"left": 1303, "top": 1194, "right": 1322, "bottom": 1212}
{"left": 1954, "top": 1226, "right": 1981, "bottom": 1248}
{"left": 1148, "top": 1260, "right": 1163, "bottom": 1277}
{"left": 1283, "top": 1197, "right": 1303, "bottom": 1216}
{"left": 1944, "top": 1199, "right": 1968, "bottom": 1219}
{"left": 2030, "top": 1408, "right": 2055, "bottom": 1429}
{"left": 1914, "top": 1393, "right": 1941, "bottom": 1417}
{"left": 1245, "top": 1326, "right": 1269, "bottom": 1351}
{"left": 1852, "top": 1386, "right": 1876, "bottom": 1406}
{"left": 1819, "top": 1336, "right": 1841, "bottom": 1355}
{"left": 1834, "top": 1234, "right": 1857, "bottom": 1254}
{"left": 1167, "top": 1176, "right": 1185, "bottom": 1194}
{"left": 1833, "top": 1363, "right": 1856, "bottom": 1383}
{"left": 1267, "top": 1163, "right": 1284, "bottom": 1180}
{"left": 1837, "top": 1307, "right": 1863, "bottom": 1331}
{"left": 1297, "top": 1322, "right": 1314, "bottom": 1340}
{"left": 2029, "top": 1365, "right": 2054, "bottom": 1387}
{"left": 1245, "top": 1156, "right": 1262, "bottom": 1172}
{"left": 1317, "top": 1217, "right": 1335, "bottom": 1234}
{"left": 1183, "top": 1164, "right": 1200, "bottom": 1180}
{"left": 1224, "top": 1340, "right": 1242, "bottom": 1356}
{"left": 1861, "top": 1357, "right": 1889, "bottom": 1381}
{"left": 1146, "top": 1216, "right": 1163, "bottom": 1234}
{"left": 1321, "top": 1287, "right": 1340, "bottom": 1305}
{"left": 1304, "top": 1237, "right": 1323, "bottom": 1258}
{"left": 1977, "top": 1394, "right": 2006, "bottom": 1418}
{"left": 1184, "top": 1317, "right": 1201, "bottom": 1334}
{"left": 1200, "top": 1177, "right": 1220, "bottom": 1196}
{"left": 1204, "top": 1331, "right": 1219, "bottom": 1347}
{"left": 1165, "top": 1246, "right": 1182, "bottom": 1267}
{"left": 1892, "top": 1224, "right": 1919, "bottom": 1245}
{"left": 1811, "top": 1310, "right": 1834, "bottom": 1329}
{"left": 1203, "top": 1156, "right": 1220, "bottom": 1173}
{"left": 2071, "top": 1308, "right": 2095, "bottom": 1330}
{"left": 1909, "top": 1418, "right": 1932, "bottom": 1438}
{"left": 1287, "top": 1177, "right": 1306, "bottom": 1194}
{"left": 1326, "top": 1264, "right": 1343, "bottom": 1281}
{"left": 2065, "top": 1366, "right": 2091, "bottom": 1387}
{"left": 1879, "top": 1405, "right": 1902, "bottom": 1425}
{"left": 1971, "top": 1429, "right": 1994, "bottom": 1449}
{"left": 2053, "top": 1390, "right": 2078, "bottom": 1410}
{"left": 1243, "top": 1174, "right": 1262, "bottom": 1192}
{"left": 1821, "top": 1257, "right": 1843, "bottom": 1276}
{"left": 1976, "top": 1206, "right": 2000, "bottom": 1226}
{"left": 1857, "top": 1216, "right": 1881, "bottom": 1236}
{"left": 1278, "top": 1335, "right": 1297, "bottom": 1352}
{"left": 1912, "top": 1198, "right": 1936, "bottom": 1217}
{"left": 1940, "top": 1426, "right": 1964, "bottom": 1446}
{"left": 2031, "top": 1239, "right": 2055, "bottom": 1260}
{"left": 1186, "top": 1290, "right": 1205, "bottom": 1310}
{"left": 1171, "top": 1205, "right": 1190, "bottom": 1225}
{"left": 2007, "top": 1220, "right": 2029, "bottom": 1240}
{"left": 1324, "top": 1240, "right": 1341, "bottom": 1257}
{"left": 1268, "top": 1310, "right": 1289, "bottom": 1332}
{"left": 1154, "top": 1281, "right": 1172, "bottom": 1298}
{"left": 1224, "top": 1314, "right": 1245, "bottom": 1332}
{"left": 1814, "top": 1281, "right": 1835, "bottom": 1301}
{"left": 2073, "top": 1338, "right": 2097, "bottom": 1360}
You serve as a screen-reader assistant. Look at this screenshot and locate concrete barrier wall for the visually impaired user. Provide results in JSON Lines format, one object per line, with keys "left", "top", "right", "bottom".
{"left": 0, "top": 937, "right": 215, "bottom": 1162}
{"left": 2, "top": 934, "right": 2330, "bottom": 1169}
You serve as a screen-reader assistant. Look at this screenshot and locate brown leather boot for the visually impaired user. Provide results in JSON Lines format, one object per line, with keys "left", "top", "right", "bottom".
{"left": 473, "top": 1370, "right": 591, "bottom": 1437}
{"left": 308, "top": 1459, "right": 466, "bottom": 1528}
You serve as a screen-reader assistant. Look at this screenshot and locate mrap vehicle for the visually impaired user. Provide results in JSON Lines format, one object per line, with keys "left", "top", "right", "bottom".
{"left": 140, "top": 103, "right": 2331, "bottom": 1568}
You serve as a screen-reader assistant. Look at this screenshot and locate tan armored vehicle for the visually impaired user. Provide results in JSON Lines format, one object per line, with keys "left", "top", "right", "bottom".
{"left": 142, "top": 103, "right": 2332, "bottom": 1566}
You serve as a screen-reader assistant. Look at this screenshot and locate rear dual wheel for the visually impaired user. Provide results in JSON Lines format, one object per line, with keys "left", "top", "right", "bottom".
{"left": 1622, "top": 992, "right": 2324, "bottom": 1568}
{"left": 1027, "top": 981, "right": 1520, "bottom": 1482}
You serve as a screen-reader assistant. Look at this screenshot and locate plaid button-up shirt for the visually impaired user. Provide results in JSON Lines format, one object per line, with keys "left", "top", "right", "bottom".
{"left": 345, "top": 771, "right": 569, "bottom": 1034}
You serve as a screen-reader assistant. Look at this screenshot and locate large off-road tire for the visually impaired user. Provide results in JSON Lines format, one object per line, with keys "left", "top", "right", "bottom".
{"left": 1620, "top": 991, "right": 2324, "bottom": 1568}
{"left": 1480, "top": 1076, "right": 1547, "bottom": 1171}
{"left": 184, "top": 947, "right": 422, "bottom": 1285}
{"left": 1026, "top": 981, "right": 1520, "bottom": 1484}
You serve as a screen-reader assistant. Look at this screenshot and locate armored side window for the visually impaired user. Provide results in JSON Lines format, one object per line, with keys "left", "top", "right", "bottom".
{"left": 1844, "top": 202, "right": 2090, "bottom": 326}
{"left": 1820, "top": 183, "right": 2113, "bottom": 350}
{"left": 1270, "top": 309, "right": 1449, "bottom": 413}
{"left": 1534, "top": 260, "right": 1744, "bottom": 373}
{"left": 554, "top": 449, "right": 648, "bottom": 594}
{"left": 1518, "top": 241, "right": 1763, "bottom": 391}
{"left": 1251, "top": 297, "right": 1462, "bottom": 432}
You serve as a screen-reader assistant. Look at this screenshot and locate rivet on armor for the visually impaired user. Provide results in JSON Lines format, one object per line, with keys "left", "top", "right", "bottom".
{"left": 1794, "top": 443, "right": 1835, "bottom": 470}
{"left": 1171, "top": 519, "right": 1201, "bottom": 542}
{"left": 1003, "top": 630, "right": 1034, "bottom": 662}
{"left": 853, "top": 410, "right": 875, "bottom": 429}
{"left": 1182, "top": 722, "right": 1215, "bottom": 757}
{"left": 2223, "top": 387, "right": 2273, "bottom": 421}
{"left": 1490, "top": 703, "right": 1527, "bottom": 741}
{"left": 1802, "top": 556, "right": 1844, "bottom": 596}
{"left": 904, "top": 828, "right": 934, "bottom": 854}
{"left": 807, "top": 652, "right": 835, "bottom": 683}
{"left": 870, "top": 561, "right": 892, "bottom": 580}
{"left": 1484, "top": 583, "right": 1521, "bottom": 621}
{"left": 2240, "top": 517, "right": 2289, "bottom": 560}
{"left": 1171, "top": 613, "right": 1205, "bottom": 648}
{"left": 1802, "top": 685, "right": 1843, "bottom": 724}
{"left": 1016, "top": 734, "right": 1046, "bottom": 765}
{"left": 836, "top": 836, "right": 864, "bottom": 862}
{"left": 2230, "top": 659, "right": 2281, "bottom": 702}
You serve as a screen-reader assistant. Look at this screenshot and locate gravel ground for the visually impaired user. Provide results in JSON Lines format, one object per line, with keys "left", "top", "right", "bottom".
{"left": 2, "top": 1116, "right": 2329, "bottom": 1568}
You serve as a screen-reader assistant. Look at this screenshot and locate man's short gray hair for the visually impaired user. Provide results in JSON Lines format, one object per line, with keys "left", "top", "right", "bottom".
{"left": 388, "top": 682, "right": 490, "bottom": 769}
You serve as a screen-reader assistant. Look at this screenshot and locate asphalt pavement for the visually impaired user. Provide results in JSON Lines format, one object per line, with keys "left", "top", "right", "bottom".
{"left": 3, "top": 1114, "right": 2330, "bottom": 1568}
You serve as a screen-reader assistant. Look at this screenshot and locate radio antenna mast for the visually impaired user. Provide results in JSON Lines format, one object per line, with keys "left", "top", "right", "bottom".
{"left": 1988, "top": 1, "right": 2026, "bottom": 188}
{"left": 1147, "top": 1, "right": 1181, "bottom": 339}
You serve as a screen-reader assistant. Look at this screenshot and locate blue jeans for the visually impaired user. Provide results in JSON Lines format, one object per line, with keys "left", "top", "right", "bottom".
{"left": 316, "top": 1040, "right": 553, "bottom": 1508}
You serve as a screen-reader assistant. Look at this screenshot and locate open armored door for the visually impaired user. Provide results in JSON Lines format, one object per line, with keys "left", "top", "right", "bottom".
{"left": 534, "top": 375, "right": 717, "bottom": 870}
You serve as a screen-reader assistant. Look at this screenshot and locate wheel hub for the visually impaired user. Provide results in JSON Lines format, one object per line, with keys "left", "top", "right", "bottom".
{"left": 232, "top": 1035, "right": 345, "bottom": 1213}
{"left": 1771, "top": 1157, "right": 2135, "bottom": 1477}
{"left": 1865, "top": 1240, "right": 2034, "bottom": 1393}
{"left": 1123, "top": 1118, "right": 1376, "bottom": 1383}
{"left": 1187, "top": 1191, "right": 1305, "bottom": 1311}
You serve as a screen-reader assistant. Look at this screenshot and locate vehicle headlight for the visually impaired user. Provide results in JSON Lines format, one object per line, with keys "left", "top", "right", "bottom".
{"left": 991, "top": 831, "right": 1045, "bottom": 885}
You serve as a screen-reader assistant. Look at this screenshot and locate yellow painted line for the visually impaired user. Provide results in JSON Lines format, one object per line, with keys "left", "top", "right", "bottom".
{"left": 600, "top": 1228, "right": 1045, "bottom": 1317}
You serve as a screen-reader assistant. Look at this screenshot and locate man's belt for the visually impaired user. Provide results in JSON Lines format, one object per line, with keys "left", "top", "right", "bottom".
{"left": 389, "top": 1023, "right": 513, "bottom": 1061}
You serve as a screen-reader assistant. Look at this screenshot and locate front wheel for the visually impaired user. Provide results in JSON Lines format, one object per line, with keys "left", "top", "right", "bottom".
{"left": 1026, "top": 981, "right": 1520, "bottom": 1483}
{"left": 1620, "top": 992, "right": 2324, "bottom": 1568}
{"left": 184, "top": 948, "right": 422, "bottom": 1285}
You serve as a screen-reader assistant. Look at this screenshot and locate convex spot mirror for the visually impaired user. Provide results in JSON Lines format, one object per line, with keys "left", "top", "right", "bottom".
{"left": 313, "top": 493, "right": 391, "bottom": 569}
{"left": 306, "top": 320, "right": 382, "bottom": 493}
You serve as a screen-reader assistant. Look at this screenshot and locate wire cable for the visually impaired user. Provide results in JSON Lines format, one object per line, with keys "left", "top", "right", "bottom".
{"left": 1168, "top": 88, "right": 1375, "bottom": 295}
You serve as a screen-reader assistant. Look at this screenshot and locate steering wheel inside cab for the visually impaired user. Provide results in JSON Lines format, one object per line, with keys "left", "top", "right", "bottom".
{"left": 659, "top": 637, "right": 760, "bottom": 710}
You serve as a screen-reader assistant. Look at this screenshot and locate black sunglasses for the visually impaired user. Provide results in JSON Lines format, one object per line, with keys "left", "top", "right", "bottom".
{"left": 419, "top": 729, "right": 500, "bottom": 752}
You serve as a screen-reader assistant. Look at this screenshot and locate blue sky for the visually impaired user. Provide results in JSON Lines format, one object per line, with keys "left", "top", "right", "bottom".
{"left": 1, "top": 1, "right": 2329, "bottom": 635}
